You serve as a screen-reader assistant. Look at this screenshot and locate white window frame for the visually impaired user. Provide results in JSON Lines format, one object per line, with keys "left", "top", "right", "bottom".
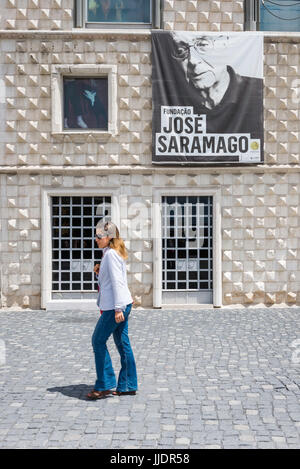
{"left": 51, "top": 64, "right": 118, "bottom": 142}
{"left": 75, "top": 0, "right": 161, "bottom": 29}
{"left": 244, "top": 0, "right": 260, "bottom": 31}
{"left": 41, "top": 187, "right": 121, "bottom": 310}
{"left": 152, "top": 186, "right": 222, "bottom": 308}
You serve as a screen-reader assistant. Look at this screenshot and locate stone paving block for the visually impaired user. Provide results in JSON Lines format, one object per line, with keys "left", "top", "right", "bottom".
{"left": 0, "top": 308, "right": 300, "bottom": 448}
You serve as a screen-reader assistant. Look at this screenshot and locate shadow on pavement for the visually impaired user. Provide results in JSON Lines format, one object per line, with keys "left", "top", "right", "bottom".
{"left": 47, "top": 384, "right": 113, "bottom": 401}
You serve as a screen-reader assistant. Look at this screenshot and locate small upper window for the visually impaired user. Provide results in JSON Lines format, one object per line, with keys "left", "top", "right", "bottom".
{"left": 245, "top": 0, "right": 300, "bottom": 31}
{"left": 51, "top": 64, "right": 118, "bottom": 141}
{"left": 260, "top": 0, "right": 300, "bottom": 31}
{"left": 75, "top": 0, "right": 161, "bottom": 28}
{"left": 87, "top": 0, "right": 151, "bottom": 24}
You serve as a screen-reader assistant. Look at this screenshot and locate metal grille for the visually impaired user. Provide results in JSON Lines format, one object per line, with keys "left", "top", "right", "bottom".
{"left": 162, "top": 196, "right": 213, "bottom": 291}
{"left": 51, "top": 196, "right": 111, "bottom": 293}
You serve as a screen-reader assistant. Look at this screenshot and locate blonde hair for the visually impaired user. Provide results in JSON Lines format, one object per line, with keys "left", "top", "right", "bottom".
{"left": 96, "top": 220, "right": 128, "bottom": 260}
{"left": 108, "top": 236, "right": 128, "bottom": 260}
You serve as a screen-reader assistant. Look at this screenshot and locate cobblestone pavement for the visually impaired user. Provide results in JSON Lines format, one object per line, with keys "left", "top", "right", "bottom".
{"left": 0, "top": 307, "right": 300, "bottom": 449}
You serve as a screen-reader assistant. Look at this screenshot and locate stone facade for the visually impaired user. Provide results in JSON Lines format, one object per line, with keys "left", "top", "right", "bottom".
{"left": 0, "top": 0, "right": 74, "bottom": 31}
{"left": 1, "top": 1, "right": 244, "bottom": 31}
{"left": 0, "top": 1, "right": 299, "bottom": 309}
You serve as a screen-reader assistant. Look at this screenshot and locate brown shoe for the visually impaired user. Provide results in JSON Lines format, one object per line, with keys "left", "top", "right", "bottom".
{"left": 86, "top": 389, "right": 113, "bottom": 400}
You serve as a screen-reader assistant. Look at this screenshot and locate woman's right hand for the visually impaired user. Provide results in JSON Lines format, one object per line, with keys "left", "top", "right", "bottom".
{"left": 94, "top": 263, "right": 100, "bottom": 275}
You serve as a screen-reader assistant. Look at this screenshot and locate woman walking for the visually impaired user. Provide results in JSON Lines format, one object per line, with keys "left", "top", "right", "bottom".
{"left": 87, "top": 220, "right": 137, "bottom": 400}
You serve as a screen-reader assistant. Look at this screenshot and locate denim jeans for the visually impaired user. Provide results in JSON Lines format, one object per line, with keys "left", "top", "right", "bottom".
{"left": 91, "top": 303, "right": 137, "bottom": 392}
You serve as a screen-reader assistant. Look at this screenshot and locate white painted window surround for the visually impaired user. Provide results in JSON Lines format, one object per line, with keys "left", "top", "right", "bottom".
{"left": 152, "top": 187, "right": 222, "bottom": 308}
{"left": 41, "top": 188, "right": 120, "bottom": 311}
{"left": 51, "top": 64, "right": 118, "bottom": 142}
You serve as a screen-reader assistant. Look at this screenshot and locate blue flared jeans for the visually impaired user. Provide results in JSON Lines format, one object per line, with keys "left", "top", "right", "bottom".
{"left": 91, "top": 303, "right": 137, "bottom": 392}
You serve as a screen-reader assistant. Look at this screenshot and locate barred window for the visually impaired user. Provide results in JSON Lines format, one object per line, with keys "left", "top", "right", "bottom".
{"left": 51, "top": 196, "right": 111, "bottom": 294}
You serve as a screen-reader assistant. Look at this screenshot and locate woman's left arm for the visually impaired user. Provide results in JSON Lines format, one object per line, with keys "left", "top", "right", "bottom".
{"left": 106, "top": 251, "right": 126, "bottom": 322}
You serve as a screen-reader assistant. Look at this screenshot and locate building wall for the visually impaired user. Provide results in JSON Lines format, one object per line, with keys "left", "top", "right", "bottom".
{"left": 0, "top": 1, "right": 244, "bottom": 31}
{"left": 0, "top": 2, "right": 299, "bottom": 308}
{"left": 0, "top": 0, "right": 74, "bottom": 31}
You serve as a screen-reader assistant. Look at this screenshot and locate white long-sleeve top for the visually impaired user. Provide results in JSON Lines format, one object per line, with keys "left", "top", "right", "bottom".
{"left": 96, "top": 246, "right": 133, "bottom": 311}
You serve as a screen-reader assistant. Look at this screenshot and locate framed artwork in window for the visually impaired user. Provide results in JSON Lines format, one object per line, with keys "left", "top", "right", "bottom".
{"left": 63, "top": 77, "right": 108, "bottom": 130}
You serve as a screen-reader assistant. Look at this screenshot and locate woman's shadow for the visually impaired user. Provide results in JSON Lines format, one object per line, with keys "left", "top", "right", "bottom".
{"left": 47, "top": 384, "right": 111, "bottom": 401}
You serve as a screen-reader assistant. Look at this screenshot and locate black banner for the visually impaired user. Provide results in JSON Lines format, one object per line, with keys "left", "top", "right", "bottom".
{"left": 152, "top": 32, "right": 264, "bottom": 165}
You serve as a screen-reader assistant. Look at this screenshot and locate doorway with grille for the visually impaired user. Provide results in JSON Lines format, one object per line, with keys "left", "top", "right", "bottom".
{"left": 162, "top": 195, "right": 213, "bottom": 305}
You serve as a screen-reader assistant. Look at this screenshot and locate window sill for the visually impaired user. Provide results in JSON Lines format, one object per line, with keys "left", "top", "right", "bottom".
{"left": 71, "top": 27, "right": 152, "bottom": 39}
{"left": 51, "top": 130, "right": 113, "bottom": 143}
{"left": 263, "top": 32, "right": 300, "bottom": 41}
{"left": 84, "top": 23, "right": 153, "bottom": 30}
{"left": 243, "top": 30, "right": 300, "bottom": 41}
{"left": 0, "top": 29, "right": 153, "bottom": 41}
